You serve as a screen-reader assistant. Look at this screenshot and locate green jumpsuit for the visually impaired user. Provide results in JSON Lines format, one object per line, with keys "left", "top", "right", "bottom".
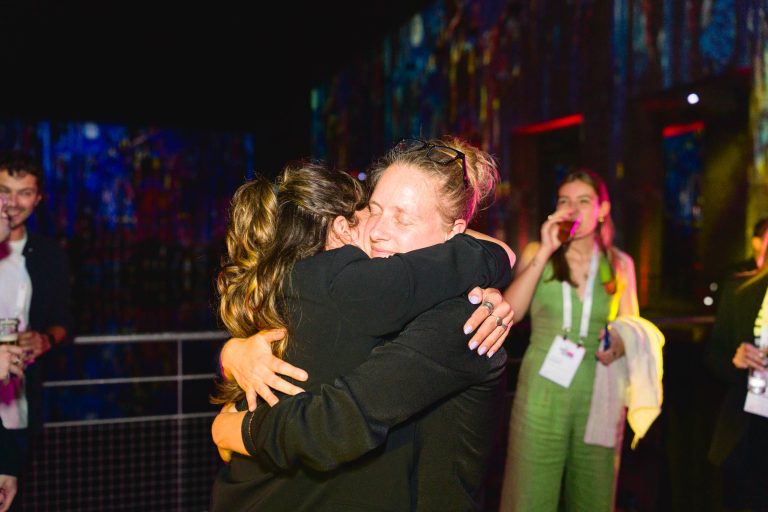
{"left": 500, "top": 257, "right": 622, "bottom": 511}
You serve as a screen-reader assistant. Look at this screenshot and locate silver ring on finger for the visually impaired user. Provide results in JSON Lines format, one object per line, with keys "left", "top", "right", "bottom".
{"left": 490, "top": 315, "right": 504, "bottom": 327}
{"left": 481, "top": 300, "right": 494, "bottom": 313}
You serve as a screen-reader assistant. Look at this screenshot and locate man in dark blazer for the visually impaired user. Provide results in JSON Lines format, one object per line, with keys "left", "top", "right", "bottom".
{"left": 0, "top": 151, "right": 72, "bottom": 509}
{"left": 707, "top": 268, "right": 768, "bottom": 510}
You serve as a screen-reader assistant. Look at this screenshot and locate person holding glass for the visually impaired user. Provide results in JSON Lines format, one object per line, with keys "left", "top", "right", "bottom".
{"left": 499, "top": 168, "right": 639, "bottom": 511}
{"left": 707, "top": 263, "right": 768, "bottom": 510}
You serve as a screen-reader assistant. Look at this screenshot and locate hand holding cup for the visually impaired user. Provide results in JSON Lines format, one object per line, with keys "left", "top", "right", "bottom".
{"left": 556, "top": 217, "right": 581, "bottom": 245}
{"left": 541, "top": 211, "right": 580, "bottom": 255}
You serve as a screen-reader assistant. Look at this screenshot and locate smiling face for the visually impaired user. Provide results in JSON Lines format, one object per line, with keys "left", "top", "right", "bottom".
{"left": 0, "top": 170, "right": 41, "bottom": 240}
{"left": 367, "top": 163, "right": 465, "bottom": 257}
{"left": 555, "top": 179, "right": 610, "bottom": 240}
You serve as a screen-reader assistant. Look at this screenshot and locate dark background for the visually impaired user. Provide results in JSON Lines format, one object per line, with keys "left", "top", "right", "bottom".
{"left": 0, "top": 3, "right": 749, "bottom": 511}
{"left": 0, "top": 1, "right": 433, "bottom": 171}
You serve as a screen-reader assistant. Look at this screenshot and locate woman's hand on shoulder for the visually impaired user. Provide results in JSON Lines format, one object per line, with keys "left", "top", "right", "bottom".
{"left": 465, "top": 287, "right": 514, "bottom": 357}
{"left": 220, "top": 329, "right": 308, "bottom": 410}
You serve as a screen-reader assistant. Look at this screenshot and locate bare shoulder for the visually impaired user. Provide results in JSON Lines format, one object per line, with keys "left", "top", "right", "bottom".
{"left": 612, "top": 247, "right": 636, "bottom": 277}
{"left": 520, "top": 242, "right": 541, "bottom": 266}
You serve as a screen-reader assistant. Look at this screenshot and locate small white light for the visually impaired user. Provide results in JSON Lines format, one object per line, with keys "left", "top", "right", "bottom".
{"left": 83, "top": 123, "right": 100, "bottom": 140}
{"left": 687, "top": 93, "right": 700, "bottom": 105}
{"left": 703, "top": 296, "right": 714, "bottom": 306}
{"left": 709, "top": 282, "right": 718, "bottom": 292}
{"left": 357, "top": 172, "right": 367, "bottom": 181}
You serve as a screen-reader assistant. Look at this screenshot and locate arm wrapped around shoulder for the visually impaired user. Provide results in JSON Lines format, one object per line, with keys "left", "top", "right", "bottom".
{"left": 242, "top": 297, "right": 507, "bottom": 472}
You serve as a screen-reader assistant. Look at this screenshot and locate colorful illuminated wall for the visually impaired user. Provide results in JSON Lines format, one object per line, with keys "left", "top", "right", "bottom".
{"left": 0, "top": 121, "right": 255, "bottom": 334}
{"left": 310, "top": 0, "right": 768, "bottom": 311}
{"left": 311, "top": 0, "right": 755, "bottom": 171}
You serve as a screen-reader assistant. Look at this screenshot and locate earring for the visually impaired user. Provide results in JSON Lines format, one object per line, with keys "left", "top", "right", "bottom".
{"left": 598, "top": 216, "right": 604, "bottom": 223}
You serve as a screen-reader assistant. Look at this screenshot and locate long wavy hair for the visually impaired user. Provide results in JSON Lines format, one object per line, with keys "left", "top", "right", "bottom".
{"left": 212, "top": 162, "right": 366, "bottom": 404}
{"left": 550, "top": 168, "right": 618, "bottom": 294}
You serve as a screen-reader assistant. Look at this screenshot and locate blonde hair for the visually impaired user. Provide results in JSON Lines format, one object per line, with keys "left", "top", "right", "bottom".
{"left": 213, "top": 162, "right": 366, "bottom": 404}
{"left": 366, "top": 136, "right": 500, "bottom": 224}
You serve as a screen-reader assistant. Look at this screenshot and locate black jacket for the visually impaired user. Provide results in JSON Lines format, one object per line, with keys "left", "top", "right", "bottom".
{"left": 22, "top": 232, "right": 73, "bottom": 431}
{"left": 211, "top": 235, "right": 511, "bottom": 512}
{"left": 707, "top": 270, "right": 768, "bottom": 465}
{"left": 242, "top": 297, "right": 508, "bottom": 511}
{"left": 0, "top": 422, "right": 19, "bottom": 476}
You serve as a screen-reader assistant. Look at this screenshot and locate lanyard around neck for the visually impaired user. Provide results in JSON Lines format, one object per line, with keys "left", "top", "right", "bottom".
{"left": 754, "top": 284, "right": 768, "bottom": 347}
{"left": 562, "top": 246, "right": 599, "bottom": 343}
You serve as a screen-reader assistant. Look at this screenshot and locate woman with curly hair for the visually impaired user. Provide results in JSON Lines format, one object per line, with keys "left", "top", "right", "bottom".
{"left": 211, "top": 141, "right": 515, "bottom": 511}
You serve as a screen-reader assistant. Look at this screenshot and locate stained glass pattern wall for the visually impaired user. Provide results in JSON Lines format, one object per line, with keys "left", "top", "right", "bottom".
{"left": 0, "top": 120, "right": 255, "bottom": 334}
{"left": 310, "top": 0, "right": 761, "bottom": 176}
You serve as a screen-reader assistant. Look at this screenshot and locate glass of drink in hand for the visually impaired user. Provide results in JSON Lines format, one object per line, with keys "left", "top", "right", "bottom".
{"left": 749, "top": 344, "right": 768, "bottom": 394}
{"left": 0, "top": 318, "right": 19, "bottom": 346}
{"left": 557, "top": 218, "right": 581, "bottom": 244}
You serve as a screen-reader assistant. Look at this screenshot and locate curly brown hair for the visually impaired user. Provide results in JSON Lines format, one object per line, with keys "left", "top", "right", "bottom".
{"left": 0, "top": 150, "right": 45, "bottom": 190}
{"left": 213, "top": 162, "right": 366, "bottom": 404}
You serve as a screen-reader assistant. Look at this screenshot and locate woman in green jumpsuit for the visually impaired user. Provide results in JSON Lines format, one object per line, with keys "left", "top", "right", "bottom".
{"left": 499, "top": 169, "right": 639, "bottom": 511}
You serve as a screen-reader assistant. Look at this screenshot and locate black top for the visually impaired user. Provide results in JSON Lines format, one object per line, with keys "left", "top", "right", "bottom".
{"left": 22, "top": 231, "right": 73, "bottom": 431}
{"left": 23, "top": 232, "right": 73, "bottom": 338}
{"left": 243, "top": 298, "right": 508, "bottom": 511}
{"left": 0, "top": 422, "right": 19, "bottom": 476}
{"left": 211, "top": 234, "right": 511, "bottom": 512}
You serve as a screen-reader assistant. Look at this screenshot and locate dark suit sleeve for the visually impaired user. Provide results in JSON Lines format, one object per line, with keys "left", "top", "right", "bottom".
{"left": 328, "top": 234, "right": 512, "bottom": 336}
{"left": 0, "top": 424, "right": 19, "bottom": 476}
{"left": 241, "top": 298, "right": 507, "bottom": 472}
{"left": 707, "top": 277, "right": 742, "bottom": 384}
{"left": 707, "top": 276, "right": 753, "bottom": 385}
{"left": 47, "top": 244, "right": 73, "bottom": 337}
{"left": 26, "top": 235, "right": 73, "bottom": 338}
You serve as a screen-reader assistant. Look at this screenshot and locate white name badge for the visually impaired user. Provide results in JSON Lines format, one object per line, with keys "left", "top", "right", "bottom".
{"left": 538, "top": 335, "right": 586, "bottom": 388}
{"left": 744, "top": 391, "right": 768, "bottom": 418}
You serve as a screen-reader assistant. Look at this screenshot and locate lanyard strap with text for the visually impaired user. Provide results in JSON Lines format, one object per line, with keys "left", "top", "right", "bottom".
{"left": 561, "top": 246, "right": 599, "bottom": 344}
{"left": 753, "top": 283, "right": 768, "bottom": 348}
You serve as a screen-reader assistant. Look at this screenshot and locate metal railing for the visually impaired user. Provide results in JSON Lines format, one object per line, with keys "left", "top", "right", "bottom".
{"left": 23, "top": 317, "right": 715, "bottom": 511}
{"left": 21, "top": 330, "right": 229, "bottom": 512}
{"left": 42, "top": 330, "right": 227, "bottom": 427}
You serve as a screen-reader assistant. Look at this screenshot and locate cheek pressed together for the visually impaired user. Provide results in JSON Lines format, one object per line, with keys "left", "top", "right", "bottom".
{"left": 367, "top": 163, "right": 459, "bottom": 257}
